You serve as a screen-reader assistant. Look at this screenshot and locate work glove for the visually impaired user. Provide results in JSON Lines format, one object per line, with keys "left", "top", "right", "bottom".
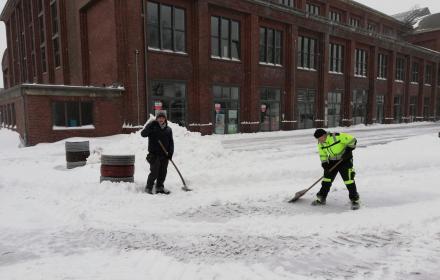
{"left": 321, "top": 162, "right": 330, "bottom": 171}
{"left": 151, "top": 120, "right": 159, "bottom": 127}
{"left": 342, "top": 148, "right": 353, "bottom": 161}
{"left": 167, "top": 154, "right": 173, "bottom": 161}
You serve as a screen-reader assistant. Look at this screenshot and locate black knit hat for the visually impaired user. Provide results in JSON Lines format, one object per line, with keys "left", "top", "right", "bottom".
{"left": 155, "top": 110, "right": 167, "bottom": 119}
{"left": 314, "top": 128, "right": 327, "bottom": 139}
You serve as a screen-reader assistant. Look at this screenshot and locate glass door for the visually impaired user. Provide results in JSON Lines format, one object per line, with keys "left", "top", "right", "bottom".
{"left": 297, "top": 89, "right": 316, "bottom": 129}
{"left": 327, "top": 91, "right": 342, "bottom": 128}
{"left": 352, "top": 89, "right": 368, "bottom": 125}
{"left": 376, "top": 95, "right": 384, "bottom": 124}
{"left": 213, "top": 86, "right": 240, "bottom": 134}
{"left": 260, "top": 88, "right": 281, "bottom": 132}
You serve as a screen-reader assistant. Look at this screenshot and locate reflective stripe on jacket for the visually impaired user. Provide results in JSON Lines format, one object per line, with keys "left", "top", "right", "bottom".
{"left": 318, "top": 132, "right": 357, "bottom": 162}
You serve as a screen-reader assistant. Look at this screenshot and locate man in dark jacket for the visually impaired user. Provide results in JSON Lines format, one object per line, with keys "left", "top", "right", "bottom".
{"left": 141, "top": 111, "right": 174, "bottom": 194}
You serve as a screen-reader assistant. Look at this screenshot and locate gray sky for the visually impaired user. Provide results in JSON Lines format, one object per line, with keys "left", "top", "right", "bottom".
{"left": 0, "top": 0, "right": 439, "bottom": 88}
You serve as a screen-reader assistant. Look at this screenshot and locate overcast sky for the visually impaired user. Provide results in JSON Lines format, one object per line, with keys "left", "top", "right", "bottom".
{"left": 0, "top": 0, "right": 439, "bottom": 88}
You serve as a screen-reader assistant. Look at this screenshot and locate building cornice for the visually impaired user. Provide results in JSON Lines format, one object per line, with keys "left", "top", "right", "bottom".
{"left": 248, "top": 0, "right": 440, "bottom": 60}
{"left": 0, "top": 84, "right": 124, "bottom": 102}
{"left": 0, "top": 0, "right": 18, "bottom": 22}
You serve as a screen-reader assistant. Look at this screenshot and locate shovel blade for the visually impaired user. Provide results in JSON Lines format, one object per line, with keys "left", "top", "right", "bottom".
{"left": 181, "top": 186, "right": 192, "bottom": 192}
{"left": 288, "top": 188, "right": 309, "bottom": 203}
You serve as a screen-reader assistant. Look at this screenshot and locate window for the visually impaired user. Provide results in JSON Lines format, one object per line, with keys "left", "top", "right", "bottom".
{"left": 213, "top": 85, "right": 240, "bottom": 134}
{"left": 425, "top": 64, "right": 432, "bottom": 85}
{"left": 38, "top": 5, "right": 47, "bottom": 73}
{"left": 211, "top": 16, "right": 240, "bottom": 60}
{"left": 438, "top": 65, "right": 440, "bottom": 86}
{"left": 329, "top": 11, "right": 341, "bottom": 22}
{"left": 150, "top": 81, "right": 187, "bottom": 126}
{"left": 395, "top": 57, "right": 405, "bottom": 81}
{"left": 437, "top": 95, "right": 440, "bottom": 119}
{"left": 350, "top": 17, "right": 360, "bottom": 27}
{"left": 52, "top": 101, "right": 94, "bottom": 127}
{"left": 355, "top": 49, "right": 367, "bottom": 77}
{"left": 411, "top": 62, "right": 419, "bottom": 83}
{"left": 298, "top": 36, "right": 317, "bottom": 70}
{"left": 51, "top": 0, "right": 60, "bottom": 67}
{"left": 147, "top": 2, "right": 186, "bottom": 52}
{"left": 383, "top": 26, "right": 395, "bottom": 37}
{"left": 260, "top": 88, "right": 281, "bottom": 131}
{"left": 377, "top": 54, "right": 387, "bottom": 79}
{"left": 277, "top": 0, "right": 293, "bottom": 7}
{"left": 367, "top": 22, "right": 377, "bottom": 32}
{"left": 41, "top": 46, "right": 47, "bottom": 73}
{"left": 259, "top": 27, "right": 282, "bottom": 65}
{"left": 306, "top": 3, "right": 320, "bottom": 16}
{"left": 329, "top": 43, "right": 344, "bottom": 73}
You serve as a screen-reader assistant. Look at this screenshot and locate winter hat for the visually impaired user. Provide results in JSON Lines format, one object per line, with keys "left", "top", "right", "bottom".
{"left": 314, "top": 128, "right": 327, "bottom": 139}
{"left": 155, "top": 110, "right": 167, "bottom": 119}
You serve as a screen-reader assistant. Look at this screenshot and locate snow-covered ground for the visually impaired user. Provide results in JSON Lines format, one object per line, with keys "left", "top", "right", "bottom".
{"left": 0, "top": 122, "right": 440, "bottom": 280}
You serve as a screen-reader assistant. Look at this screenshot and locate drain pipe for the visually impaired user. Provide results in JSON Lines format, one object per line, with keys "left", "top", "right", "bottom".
{"left": 135, "top": 49, "right": 140, "bottom": 126}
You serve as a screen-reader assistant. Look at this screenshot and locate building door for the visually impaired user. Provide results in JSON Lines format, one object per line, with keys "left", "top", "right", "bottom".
{"left": 150, "top": 81, "right": 187, "bottom": 126}
{"left": 260, "top": 88, "right": 281, "bottom": 132}
{"left": 213, "top": 86, "right": 240, "bottom": 134}
{"left": 297, "top": 89, "right": 315, "bottom": 129}
{"left": 327, "top": 91, "right": 342, "bottom": 128}
{"left": 409, "top": 96, "right": 417, "bottom": 122}
{"left": 393, "top": 95, "right": 402, "bottom": 123}
{"left": 352, "top": 89, "right": 368, "bottom": 125}
{"left": 423, "top": 97, "right": 430, "bottom": 120}
{"left": 376, "top": 94, "right": 384, "bottom": 124}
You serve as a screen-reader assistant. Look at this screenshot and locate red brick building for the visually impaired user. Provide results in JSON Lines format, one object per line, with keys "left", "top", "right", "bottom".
{"left": 1, "top": 0, "right": 439, "bottom": 145}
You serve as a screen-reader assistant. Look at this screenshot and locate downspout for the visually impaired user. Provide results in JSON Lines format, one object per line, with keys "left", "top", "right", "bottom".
{"left": 135, "top": 49, "right": 140, "bottom": 125}
{"left": 21, "top": 87, "right": 29, "bottom": 146}
{"left": 143, "top": 0, "right": 149, "bottom": 122}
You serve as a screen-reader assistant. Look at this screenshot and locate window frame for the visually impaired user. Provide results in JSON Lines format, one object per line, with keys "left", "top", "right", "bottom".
{"left": 211, "top": 15, "right": 241, "bottom": 60}
{"left": 259, "top": 26, "right": 282, "bottom": 65}
{"left": 329, "top": 43, "right": 344, "bottom": 74}
{"left": 395, "top": 57, "right": 405, "bottom": 81}
{"left": 354, "top": 48, "right": 367, "bottom": 77}
{"left": 147, "top": 1, "right": 187, "bottom": 53}
{"left": 377, "top": 53, "right": 388, "bottom": 79}
{"left": 298, "top": 35, "right": 317, "bottom": 70}
{"left": 52, "top": 101, "right": 94, "bottom": 127}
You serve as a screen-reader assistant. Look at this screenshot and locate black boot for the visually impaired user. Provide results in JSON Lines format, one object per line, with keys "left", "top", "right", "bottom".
{"left": 311, "top": 195, "right": 326, "bottom": 206}
{"left": 145, "top": 185, "right": 153, "bottom": 194}
{"left": 156, "top": 187, "right": 171, "bottom": 195}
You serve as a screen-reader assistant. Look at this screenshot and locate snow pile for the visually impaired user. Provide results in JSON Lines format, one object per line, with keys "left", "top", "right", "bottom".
{"left": 1, "top": 122, "right": 440, "bottom": 279}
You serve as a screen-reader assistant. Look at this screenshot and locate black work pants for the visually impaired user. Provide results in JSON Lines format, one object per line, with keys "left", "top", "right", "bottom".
{"left": 317, "top": 159, "right": 359, "bottom": 201}
{"left": 146, "top": 154, "right": 169, "bottom": 190}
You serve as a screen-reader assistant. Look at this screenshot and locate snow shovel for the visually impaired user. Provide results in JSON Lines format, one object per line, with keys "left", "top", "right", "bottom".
{"left": 288, "top": 158, "right": 344, "bottom": 203}
{"left": 158, "top": 140, "right": 192, "bottom": 192}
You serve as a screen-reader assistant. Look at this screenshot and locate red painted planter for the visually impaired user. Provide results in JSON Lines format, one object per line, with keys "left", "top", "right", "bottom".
{"left": 100, "top": 165, "right": 134, "bottom": 178}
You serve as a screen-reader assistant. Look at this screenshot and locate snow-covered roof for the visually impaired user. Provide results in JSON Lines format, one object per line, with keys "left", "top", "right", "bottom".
{"left": 392, "top": 7, "right": 431, "bottom": 24}
{"left": 413, "top": 13, "right": 440, "bottom": 33}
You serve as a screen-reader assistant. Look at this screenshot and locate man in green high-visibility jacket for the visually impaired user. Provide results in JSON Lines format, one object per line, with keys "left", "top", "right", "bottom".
{"left": 312, "top": 128, "right": 360, "bottom": 208}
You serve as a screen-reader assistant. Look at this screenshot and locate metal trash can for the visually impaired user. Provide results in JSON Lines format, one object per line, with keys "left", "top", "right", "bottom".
{"left": 100, "top": 155, "right": 135, "bottom": 183}
{"left": 65, "top": 141, "right": 90, "bottom": 169}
